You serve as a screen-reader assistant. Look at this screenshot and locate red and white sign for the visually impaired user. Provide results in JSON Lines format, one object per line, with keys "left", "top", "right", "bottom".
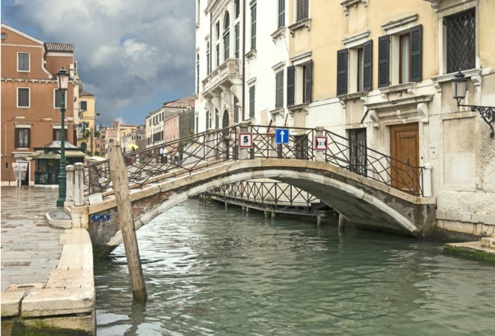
{"left": 12, "top": 162, "right": 28, "bottom": 180}
{"left": 315, "top": 136, "right": 328, "bottom": 151}
{"left": 239, "top": 133, "right": 253, "bottom": 148}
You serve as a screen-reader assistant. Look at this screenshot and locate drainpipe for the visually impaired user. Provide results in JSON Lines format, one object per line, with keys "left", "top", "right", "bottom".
{"left": 242, "top": 0, "right": 246, "bottom": 121}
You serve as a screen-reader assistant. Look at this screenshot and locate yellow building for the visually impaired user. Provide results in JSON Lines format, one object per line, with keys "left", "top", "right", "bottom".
{"left": 77, "top": 91, "right": 96, "bottom": 155}
{"left": 286, "top": 0, "right": 495, "bottom": 237}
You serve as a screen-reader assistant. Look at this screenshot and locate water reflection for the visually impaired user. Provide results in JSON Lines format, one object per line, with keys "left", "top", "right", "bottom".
{"left": 95, "top": 200, "right": 495, "bottom": 336}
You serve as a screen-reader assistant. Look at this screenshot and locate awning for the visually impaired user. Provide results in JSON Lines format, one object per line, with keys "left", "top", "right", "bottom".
{"left": 64, "top": 151, "right": 87, "bottom": 158}
{"left": 35, "top": 153, "right": 61, "bottom": 159}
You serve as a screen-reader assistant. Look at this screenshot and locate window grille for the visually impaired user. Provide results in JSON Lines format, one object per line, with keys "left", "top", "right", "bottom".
{"left": 444, "top": 9, "right": 476, "bottom": 73}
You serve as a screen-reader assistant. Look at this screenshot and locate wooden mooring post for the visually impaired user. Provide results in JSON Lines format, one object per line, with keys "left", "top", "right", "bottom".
{"left": 109, "top": 145, "right": 148, "bottom": 301}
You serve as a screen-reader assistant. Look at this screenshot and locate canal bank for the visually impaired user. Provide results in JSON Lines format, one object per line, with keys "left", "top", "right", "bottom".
{"left": 1, "top": 187, "right": 95, "bottom": 335}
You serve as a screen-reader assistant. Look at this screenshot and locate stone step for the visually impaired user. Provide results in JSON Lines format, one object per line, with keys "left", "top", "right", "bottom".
{"left": 480, "top": 237, "right": 495, "bottom": 249}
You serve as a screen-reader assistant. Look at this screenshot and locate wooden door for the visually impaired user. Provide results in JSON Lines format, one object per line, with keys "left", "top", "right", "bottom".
{"left": 390, "top": 123, "right": 420, "bottom": 194}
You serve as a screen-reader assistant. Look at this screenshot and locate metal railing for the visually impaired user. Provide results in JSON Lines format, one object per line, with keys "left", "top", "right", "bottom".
{"left": 84, "top": 124, "right": 424, "bottom": 196}
{"left": 210, "top": 180, "right": 319, "bottom": 208}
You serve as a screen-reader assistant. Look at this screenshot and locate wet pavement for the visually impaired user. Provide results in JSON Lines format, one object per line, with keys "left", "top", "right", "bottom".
{"left": 1, "top": 186, "right": 64, "bottom": 292}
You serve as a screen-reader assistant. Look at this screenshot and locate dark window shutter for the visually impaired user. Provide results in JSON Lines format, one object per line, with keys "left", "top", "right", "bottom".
{"left": 305, "top": 60, "right": 313, "bottom": 103}
{"left": 337, "top": 48, "right": 348, "bottom": 96}
{"left": 287, "top": 65, "right": 295, "bottom": 106}
{"left": 278, "top": 0, "right": 285, "bottom": 27}
{"left": 378, "top": 35, "right": 390, "bottom": 88}
{"left": 363, "top": 40, "right": 373, "bottom": 92}
{"left": 27, "top": 129, "right": 30, "bottom": 148}
{"left": 275, "top": 70, "right": 284, "bottom": 108}
{"left": 249, "top": 86, "right": 255, "bottom": 118}
{"left": 410, "top": 24, "right": 423, "bottom": 82}
{"left": 251, "top": 2, "right": 256, "bottom": 50}
{"left": 15, "top": 128, "right": 19, "bottom": 148}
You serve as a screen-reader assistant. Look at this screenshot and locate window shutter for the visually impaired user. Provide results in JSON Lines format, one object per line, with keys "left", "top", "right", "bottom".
{"left": 363, "top": 40, "right": 373, "bottom": 92}
{"left": 410, "top": 25, "right": 423, "bottom": 82}
{"left": 337, "top": 49, "right": 348, "bottom": 96}
{"left": 249, "top": 86, "right": 255, "bottom": 118}
{"left": 275, "top": 70, "right": 284, "bottom": 108}
{"left": 278, "top": 0, "right": 285, "bottom": 27}
{"left": 27, "top": 129, "right": 30, "bottom": 148}
{"left": 251, "top": 2, "right": 256, "bottom": 50}
{"left": 15, "top": 128, "right": 19, "bottom": 148}
{"left": 305, "top": 60, "right": 313, "bottom": 103}
{"left": 287, "top": 66, "right": 295, "bottom": 106}
{"left": 378, "top": 35, "right": 390, "bottom": 88}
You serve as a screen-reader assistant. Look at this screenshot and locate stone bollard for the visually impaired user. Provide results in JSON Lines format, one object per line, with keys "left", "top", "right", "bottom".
{"left": 66, "top": 165, "right": 75, "bottom": 203}
{"left": 74, "top": 163, "right": 85, "bottom": 207}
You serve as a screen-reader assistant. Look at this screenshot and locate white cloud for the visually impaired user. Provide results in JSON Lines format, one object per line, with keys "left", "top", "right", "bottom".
{"left": 3, "top": 0, "right": 195, "bottom": 125}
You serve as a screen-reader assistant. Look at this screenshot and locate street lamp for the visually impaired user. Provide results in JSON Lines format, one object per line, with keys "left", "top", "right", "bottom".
{"left": 452, "top": 69, "right": 495, "bottom": 138}
{"left": 56, "top": 67, "right": 69, "bottom": 207}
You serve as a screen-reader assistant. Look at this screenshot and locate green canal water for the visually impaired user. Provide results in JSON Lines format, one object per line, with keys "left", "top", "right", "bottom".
{"left": 95, "top": 200, "right": 495, "bottom": 335}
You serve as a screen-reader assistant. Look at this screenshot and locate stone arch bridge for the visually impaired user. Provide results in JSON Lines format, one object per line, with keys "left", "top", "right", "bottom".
{"left": 64, "top": 124, "right": 436, "bottom": 257}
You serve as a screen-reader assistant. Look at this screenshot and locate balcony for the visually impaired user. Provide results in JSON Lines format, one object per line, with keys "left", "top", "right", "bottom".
{"left": 202, "top": 58, "right": 241, "bottom": 96}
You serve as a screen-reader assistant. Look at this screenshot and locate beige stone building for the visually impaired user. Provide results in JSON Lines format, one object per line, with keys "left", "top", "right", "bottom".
{"left": 77, "top": 91, "right": 97, "bottom": 155}
{"left": 285, "top": 0, "right": 495, "bottom": 237}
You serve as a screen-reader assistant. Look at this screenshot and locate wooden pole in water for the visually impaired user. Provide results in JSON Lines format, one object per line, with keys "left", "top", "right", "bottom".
{"left": 109, "top": 145, "right": 148, "bottom": 301}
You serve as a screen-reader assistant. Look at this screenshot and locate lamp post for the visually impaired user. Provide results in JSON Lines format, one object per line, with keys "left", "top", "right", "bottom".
{"left": 56, "top": 67, "right": 69, "bottom": 207}
{"left": 452, "top": 69, "right": 495, "bottom": 138}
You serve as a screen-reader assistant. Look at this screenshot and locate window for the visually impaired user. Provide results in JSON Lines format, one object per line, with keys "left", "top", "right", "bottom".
{"left": 17, "top": 88, "right": 29, "bottom": 107}
{"left": 296, "top": 0, "right": 309, "bottom": 22}
{"left": 53, "top": 129, "right": 67, "bottom": 141}
{"left": 223, "top": 12, "right": 230, "bottom": 60}
{"left": 275, "top": 70, "right": 284, "bottom": 108}
{"left": 206, "top": 111, "right": 210, "bottom": 129}
{"left": 444, "top": 8, "right": 475, "bottom": 73}
{"left": 249, "top": 85, "right": 255, "bottom": 118}
{"left": 55, "top": 89, "right": 67, "bottom": 108}
{"left": 196, "top": 54, "right": 200, "bottom": 93}
{"left": 378, "top": 25, "right": 422, "bottom": 88}
{"left": 15, "top": 128, "right": 30, "bottom": 148}
{"left": 216, "top": 44, "right": 220, "bottom": 67}
{"left": 337, "top": 40, "right": 372, "bottom": 95}
{"left": 234, "top": 96, "right": 239, "bottom": 123}
{"left": 278, "top": 0, "right": 285, "bottom": 27}
{"left": 251, "top": 1, "right": 257, "bottom": 50}
{"left": 206, "top": 42, "right": 211, "bottom": 74}
{"left": 235, "top": 23, "right": 240, "bottom": 58}
{"left": 18, "top": 52, "right": 30, "bottom": 72}
{"left": 235, "top": 0, "right": 240, "bottom": 19}
{"left": 287, "top": 60, "right": 313, "bottom": 106}
{"left": 215, "top": 109, "right": 219, "bottom": 129}
{"left": 80, "top": 101, "right": 87, "bottom": 111}
{"left": 349, "top": 128, "right": 367, "bottom": 177}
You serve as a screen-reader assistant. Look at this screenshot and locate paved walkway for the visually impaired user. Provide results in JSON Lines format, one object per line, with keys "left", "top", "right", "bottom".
{"left": 1, "top": 186, "right": 64, "bottom": 292}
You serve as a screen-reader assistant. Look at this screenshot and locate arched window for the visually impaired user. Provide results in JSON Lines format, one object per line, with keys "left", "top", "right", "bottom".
{"left": 223, "top": 12, "right": 230, "bottom": 60}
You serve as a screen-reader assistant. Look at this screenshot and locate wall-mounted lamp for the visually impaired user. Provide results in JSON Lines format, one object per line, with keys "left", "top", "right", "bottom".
{"left": 452, "top": 69, "right": 495, "bottom": 138}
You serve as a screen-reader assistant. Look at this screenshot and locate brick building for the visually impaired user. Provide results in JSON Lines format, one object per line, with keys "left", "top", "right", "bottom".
{"left": 1, "top": 24, "right": 81, "bottom": 185}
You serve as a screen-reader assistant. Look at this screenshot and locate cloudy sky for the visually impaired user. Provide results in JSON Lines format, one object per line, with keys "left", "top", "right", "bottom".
{"left": 2, "top": 0, "right": 195, "bottom": 126}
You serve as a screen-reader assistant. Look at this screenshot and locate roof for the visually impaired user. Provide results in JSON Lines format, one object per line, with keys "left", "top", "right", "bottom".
{"left": 80, "top": 91, "right": 94, "bottom": 97}
{"left": 162, "top": 96, "right": 195, "bottom": 109}
{"left": 45, "top": 42, "right": 74, "bottom": 53}
{"left": 35, "top": 141, "right": 80, "bottom": 150}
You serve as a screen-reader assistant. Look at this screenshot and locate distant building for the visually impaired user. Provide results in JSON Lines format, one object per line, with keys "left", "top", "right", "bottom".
{"left": 1, "top": 24, "right": 82, "bottom": 185}
{"left": 77, "top": 91, "right": 97, "bottom": 155}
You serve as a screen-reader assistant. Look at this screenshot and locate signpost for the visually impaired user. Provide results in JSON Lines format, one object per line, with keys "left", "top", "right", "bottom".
{"left": 315, "top": 136, "right": 328, "bottom": 151}
{"left": 275, "top": 129, "right": 289, "bottom": 144}
{"left": 239, "top": 133, "right": 253, "bottom": 148}
{"left": 12, "top": 162, "right": 28, "bottom": 189}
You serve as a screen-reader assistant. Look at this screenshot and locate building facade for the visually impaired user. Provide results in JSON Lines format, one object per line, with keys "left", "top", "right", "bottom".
{"left": 77, "top": 91, "right": 97, "bottom": 156}
{"left": 1, "top": 24, "right": 81, "bottom": 185}
{"left": 195, "top": 0, "right": 495, "bottom": 237}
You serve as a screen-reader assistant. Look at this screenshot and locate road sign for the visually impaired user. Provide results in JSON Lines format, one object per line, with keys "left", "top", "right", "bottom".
{"left": 315, "top": 136, "right": 328, "bottom": 151}
{"left": 275, "top": 129, "right": 289, "bottom": 144}
{"left": 239, "top": 133, "right": 253, "bottom": 148}
{"left": 91, "top": 214, "right": 110, "bottom": 222}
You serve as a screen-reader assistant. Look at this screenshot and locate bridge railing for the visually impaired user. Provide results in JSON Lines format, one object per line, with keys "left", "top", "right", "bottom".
{"left": 210, "top": 180, "right": 319, "bottom": 207}
{"left": 83, "top": 124, "right": 424, "bottom": 197}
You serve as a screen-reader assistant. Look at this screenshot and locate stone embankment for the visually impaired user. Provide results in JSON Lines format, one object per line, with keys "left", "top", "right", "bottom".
{"left": 1, "top": 187, "right": 95, "bottom": 335}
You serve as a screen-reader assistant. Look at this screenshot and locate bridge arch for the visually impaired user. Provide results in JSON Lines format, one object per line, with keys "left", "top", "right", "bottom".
{"left": 99, "top": 159, "right": 432, "bottom": 249}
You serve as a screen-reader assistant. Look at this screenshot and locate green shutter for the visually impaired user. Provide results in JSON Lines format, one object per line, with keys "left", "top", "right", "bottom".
{"left": 287, "top": 66, "right": 295, "bottom": 106}
{"left": 337, "top": 49, "right": 348, "bottom": 96}
{"left": 363, "top": 40, "right": 373, "bottom": 92}
{"left": 410, "top": 25, "right": 423, "bottom": 82}
{"left": 305, "top": 60, "right": 313, "bottom": 103}
{"left": 378, "top": 35, "right": 390, "bottom": 88}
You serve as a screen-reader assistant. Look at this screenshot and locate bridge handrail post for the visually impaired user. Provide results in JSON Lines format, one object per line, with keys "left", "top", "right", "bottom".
{"left": 66, "top": 165, "right": 75, "bottom": 204}
{"left": 315, "top": 126, "right": 325, "bottom": 162}
{"left": 238, "top": 122, "right": 250, "bottom": 160}
{"left": 74, "top": 162, "right": 85, "bottom": 207}
{"left": 422, "top": 163, "right": 432, "bottom": 197}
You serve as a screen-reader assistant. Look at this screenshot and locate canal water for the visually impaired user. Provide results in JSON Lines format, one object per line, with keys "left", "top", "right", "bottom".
{"left": 95, "top": 200, "right": 495, "bottom": 335}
